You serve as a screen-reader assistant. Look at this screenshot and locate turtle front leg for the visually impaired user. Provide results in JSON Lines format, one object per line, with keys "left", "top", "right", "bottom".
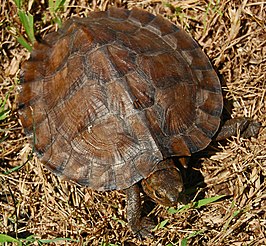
{"left": 216, "top": 117, "right": 261, "bottom": 141}
{"left": 125, "top": 184, "right": 154, "bottom": 238}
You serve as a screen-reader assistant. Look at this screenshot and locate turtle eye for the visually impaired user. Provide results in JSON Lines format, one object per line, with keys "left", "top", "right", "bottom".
{"left": 154, "top": 190, "right": 164, "bottom": 200}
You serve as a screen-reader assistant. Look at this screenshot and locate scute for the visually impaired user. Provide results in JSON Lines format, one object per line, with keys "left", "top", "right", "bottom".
{"left": 18, "top": 7, "right": 223, "bottom": 191}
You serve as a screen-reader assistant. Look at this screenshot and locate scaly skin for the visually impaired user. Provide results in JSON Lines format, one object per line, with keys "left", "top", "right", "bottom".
{"left": 126, "top": 159, "right": 183, "bottom": 237}
{"left": 216, "top": 117, "right": 261, "bottom": 140}
{"left": 125, "top": 184, "right": 155, "bottom": 238}
{"left": 125, "top": 117, "right": 261, "bottom": 237}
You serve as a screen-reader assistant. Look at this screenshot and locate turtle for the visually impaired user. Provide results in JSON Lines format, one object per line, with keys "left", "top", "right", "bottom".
{"left": 18, "top": 7, "right": 261, "bottom": 237}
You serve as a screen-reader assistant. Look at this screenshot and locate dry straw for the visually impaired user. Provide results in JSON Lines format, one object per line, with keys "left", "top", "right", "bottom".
{"left": 1, "top": 0, "right": 265, "bottom": 245}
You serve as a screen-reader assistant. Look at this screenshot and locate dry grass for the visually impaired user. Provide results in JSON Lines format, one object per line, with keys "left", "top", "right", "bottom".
{"left": 1, "top": 0, "right": 265, "bottom": 245}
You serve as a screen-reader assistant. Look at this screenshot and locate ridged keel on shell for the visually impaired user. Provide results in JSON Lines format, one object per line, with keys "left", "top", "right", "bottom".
{"left": 18, "top": 7, "right": 223, "bottom": 190}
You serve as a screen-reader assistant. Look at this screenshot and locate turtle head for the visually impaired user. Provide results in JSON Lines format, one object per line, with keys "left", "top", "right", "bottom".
{"left": 141, "top": 159, "right": 184, "bottom": 206}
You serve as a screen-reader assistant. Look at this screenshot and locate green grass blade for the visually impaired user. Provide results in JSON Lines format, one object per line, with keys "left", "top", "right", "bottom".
{"left": 158, "top": 219, "right": 168, "bottom": 229}
{"left": 181, "top": 230, "right": 205, "bottom": 245}
{"left": 0, "top": 234, "right": 19, "bottom": 243}
{"left": 0, "top": 109, "right": 10, "bottom": 121}
{"left": 3, "top": 164, "right": 25, "bottom": 175}
{"left": 223, "top": 206, "right": 242, "bottom": 231}
{"left": 194, "top": 195, "right": 226, "bottom": 209}
{"left": 53, "top": 16, "right": 62, "bottom": 27}
{"left": 18, "top": 10, "right": 35, "bottom": 43}
{"left": 17, "top": 35, "right": 32, "bottom": 51}
{"left": 49, "top": 0, "right": 56, "bottom": 14}
{"left": 0, "top": 92, "right": 11, "bottom": 121}
{"left": 13, "top": 0, "right": 22, "bottom": 9}
{"left": 181, "top": 238, "right": 188, "bottom": 246}
{"left": 112, "top": 216, "right": 126, "bottom": 226}
{"left": 152, "top": 219, "right": 169, "bottom": 231}
{"left": 49, "top": 0, "right": 67, "bottom": 14}
{"left": 168, "top": 195, "right": 226, "bottom": 214}
{"left": 37, "top": 237, "right": 79, "bottom": 243}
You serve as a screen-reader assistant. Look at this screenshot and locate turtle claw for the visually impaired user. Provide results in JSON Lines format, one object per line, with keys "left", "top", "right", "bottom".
{"left": 240, "top": 120, "right": 261, "bottom": 139}
{"left": 133, "top": 217, "right": 156, "bottom": 239}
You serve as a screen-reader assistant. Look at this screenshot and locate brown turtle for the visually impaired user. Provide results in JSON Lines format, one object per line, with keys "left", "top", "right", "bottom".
{"left": 18, "top": 7, "right": 260, "bottom": 236}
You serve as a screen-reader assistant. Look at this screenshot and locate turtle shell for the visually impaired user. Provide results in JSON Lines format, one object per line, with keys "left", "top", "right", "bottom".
{"left": 18, "top": 7, "right": 223, "bottom": 191}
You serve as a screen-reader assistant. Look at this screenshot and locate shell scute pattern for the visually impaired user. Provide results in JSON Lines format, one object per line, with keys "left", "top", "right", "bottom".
{"left": 18, "top": 7, "right": 223, "bottom": 190}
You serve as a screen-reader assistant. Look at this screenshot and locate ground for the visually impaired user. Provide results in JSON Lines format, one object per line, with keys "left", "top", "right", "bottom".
{"left": 0, "top": 0, "right": 265, "bottom": 245}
